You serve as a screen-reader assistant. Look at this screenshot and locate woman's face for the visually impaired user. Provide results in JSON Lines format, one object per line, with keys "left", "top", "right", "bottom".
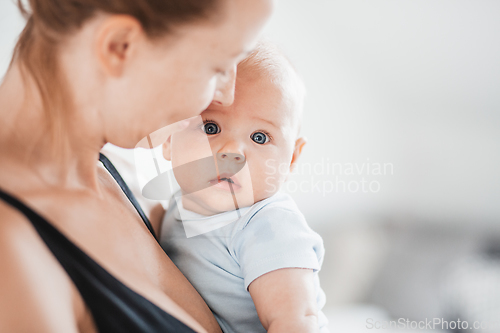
{"left": 103, "top": 0, "right": 274, "bottom": 148}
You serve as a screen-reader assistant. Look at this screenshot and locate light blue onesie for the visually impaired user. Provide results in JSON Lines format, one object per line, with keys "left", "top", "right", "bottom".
{"left": 160, "top": 191, "right": 329, "bottom": 333}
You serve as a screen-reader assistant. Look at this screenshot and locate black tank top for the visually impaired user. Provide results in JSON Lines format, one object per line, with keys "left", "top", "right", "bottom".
{"left": 0, "top": 153, "right": 197, "bottom": 333}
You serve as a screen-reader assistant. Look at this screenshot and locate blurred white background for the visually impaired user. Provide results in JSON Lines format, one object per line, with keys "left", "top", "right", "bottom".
{"left": 2, "top": 0, "right": 500, "bottom": 331}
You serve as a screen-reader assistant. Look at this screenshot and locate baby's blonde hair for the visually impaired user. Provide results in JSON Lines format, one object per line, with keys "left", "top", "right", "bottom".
{"left": 238, "top": 40, "right": 306, "bottom": 136}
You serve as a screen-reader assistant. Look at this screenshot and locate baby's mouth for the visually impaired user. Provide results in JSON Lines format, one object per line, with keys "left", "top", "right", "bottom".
{"left": 208, "top": 173, "right": 241, "bottom": 191}
{"left": 219, "top": 177, "right": 234, "bottom": 184}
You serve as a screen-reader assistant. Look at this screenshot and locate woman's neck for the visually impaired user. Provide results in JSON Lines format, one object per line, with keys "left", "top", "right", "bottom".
{"left": 0, "top": 64, "right": 105, "bottom": 193}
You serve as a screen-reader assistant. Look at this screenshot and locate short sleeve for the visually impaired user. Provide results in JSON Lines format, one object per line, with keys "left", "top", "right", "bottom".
{"left": 231, "top": 206, "right": 325, "bottom": 290}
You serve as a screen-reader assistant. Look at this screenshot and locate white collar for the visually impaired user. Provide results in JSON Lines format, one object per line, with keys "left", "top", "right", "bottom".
{"left": 173, "top": 195, "right": 251, "bottom": 238}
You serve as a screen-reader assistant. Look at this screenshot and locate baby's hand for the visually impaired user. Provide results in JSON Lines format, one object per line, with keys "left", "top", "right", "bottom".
{"left": 149, "top": 203, "right": 166, "bottom": 236}
{"left": 248, "top": 268, "right": 319, "bottom": 333}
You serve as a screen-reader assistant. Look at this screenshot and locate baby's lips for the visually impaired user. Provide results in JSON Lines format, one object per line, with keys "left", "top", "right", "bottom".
{"left": 219, "top": 172, "right": 242, "bottom": 187}
{"left": 208, "top": 172, "right": 241, "bottom": 188}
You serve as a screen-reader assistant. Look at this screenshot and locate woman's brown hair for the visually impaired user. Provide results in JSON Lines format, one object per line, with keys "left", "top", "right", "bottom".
{"left": 12, "top": 0, "right": 221, "bottom": 150}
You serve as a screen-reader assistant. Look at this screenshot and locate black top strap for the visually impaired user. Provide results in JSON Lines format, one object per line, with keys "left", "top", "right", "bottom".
{"left": 0, "top": 177, "right": 195, "bottom": 333}
{"left": 99, "top": 153, "right": 158, "bottom": 240}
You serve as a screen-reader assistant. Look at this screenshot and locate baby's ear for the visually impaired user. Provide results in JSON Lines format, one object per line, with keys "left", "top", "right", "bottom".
{"left": 290, "top": 137, "right": 307, "bottom": 173}
{"left": 162, "top": 135, "right": 172, "bottom": 161}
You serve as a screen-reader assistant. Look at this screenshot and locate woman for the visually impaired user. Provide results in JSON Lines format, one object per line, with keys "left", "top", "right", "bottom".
{"left": 0, "top": 0, "right": 273, "bottom": 332}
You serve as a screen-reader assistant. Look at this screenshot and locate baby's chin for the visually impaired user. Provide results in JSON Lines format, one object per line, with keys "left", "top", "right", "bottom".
{"left": 181, "top": 187, "right": 256, "bottom": 216}
{"left": 177, "top": 177, "right": 285, "bottom": 216}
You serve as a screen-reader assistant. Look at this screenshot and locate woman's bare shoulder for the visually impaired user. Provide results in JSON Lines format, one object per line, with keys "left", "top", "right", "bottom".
{"left": 0, "top": 202, "right": 81, "bottom": 333}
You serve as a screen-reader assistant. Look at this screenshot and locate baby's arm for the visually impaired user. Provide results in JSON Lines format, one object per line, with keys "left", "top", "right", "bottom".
{"left": 249, "top": 268, "right": 319, "bottom": 333}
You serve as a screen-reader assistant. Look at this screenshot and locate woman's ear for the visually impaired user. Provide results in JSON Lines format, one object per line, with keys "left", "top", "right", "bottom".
{"left": 290, "top": 137, "right": 307, "bottom": 173}
{"left": 162, "top": 135, "right": 172, "bottom": 161}
{"left": 95, "top": 15, "right": 143, "bottom": 77}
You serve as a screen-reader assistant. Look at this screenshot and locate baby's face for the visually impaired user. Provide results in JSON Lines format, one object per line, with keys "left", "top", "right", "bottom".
{"left": 165, "top": 69, "right": 304, "bottom": 215}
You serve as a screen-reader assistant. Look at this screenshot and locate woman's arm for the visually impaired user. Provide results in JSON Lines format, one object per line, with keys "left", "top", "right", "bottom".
{"left": 249, "top": 268, "right": 319, "bottom": 333}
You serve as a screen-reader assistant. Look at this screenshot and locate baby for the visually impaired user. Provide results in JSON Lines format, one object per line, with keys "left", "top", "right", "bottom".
{"left": 159, "top": 42, "right": 328, "bottom": 333}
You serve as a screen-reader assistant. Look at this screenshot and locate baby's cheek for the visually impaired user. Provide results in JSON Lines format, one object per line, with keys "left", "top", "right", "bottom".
{"left": 250, "top": 158, "right": 286, "bottom": 199}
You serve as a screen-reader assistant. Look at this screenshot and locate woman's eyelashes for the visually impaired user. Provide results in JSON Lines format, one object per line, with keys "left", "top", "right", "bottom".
{"left": 215, "top": 69, "right": 227, "bottom": 77}
{"left": 202, "top": 119, "right": 272, "bottom": 145}
{"left": 215, "top": 65, "right": 232, "bottom": 77}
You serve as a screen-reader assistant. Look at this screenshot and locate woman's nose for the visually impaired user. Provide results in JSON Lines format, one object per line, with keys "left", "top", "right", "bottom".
{"left": 212, "top": 65, "right": 237, "bottom": 107}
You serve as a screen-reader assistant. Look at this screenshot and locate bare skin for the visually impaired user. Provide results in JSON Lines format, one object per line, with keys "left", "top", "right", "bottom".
{"left": 0, "top": 0, "right": 274, "bottom": 332}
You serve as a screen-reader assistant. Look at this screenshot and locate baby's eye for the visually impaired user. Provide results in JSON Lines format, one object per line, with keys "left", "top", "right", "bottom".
{"left": 203, "top": 122, "right": 220, "bottom": 135}
{"left": 251, "top": 132, "right": 269, "bottom": 145}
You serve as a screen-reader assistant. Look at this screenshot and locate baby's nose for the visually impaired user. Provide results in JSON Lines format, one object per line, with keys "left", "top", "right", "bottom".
{"left": 217, "top": 152, "right": 245, "bottom": 164}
